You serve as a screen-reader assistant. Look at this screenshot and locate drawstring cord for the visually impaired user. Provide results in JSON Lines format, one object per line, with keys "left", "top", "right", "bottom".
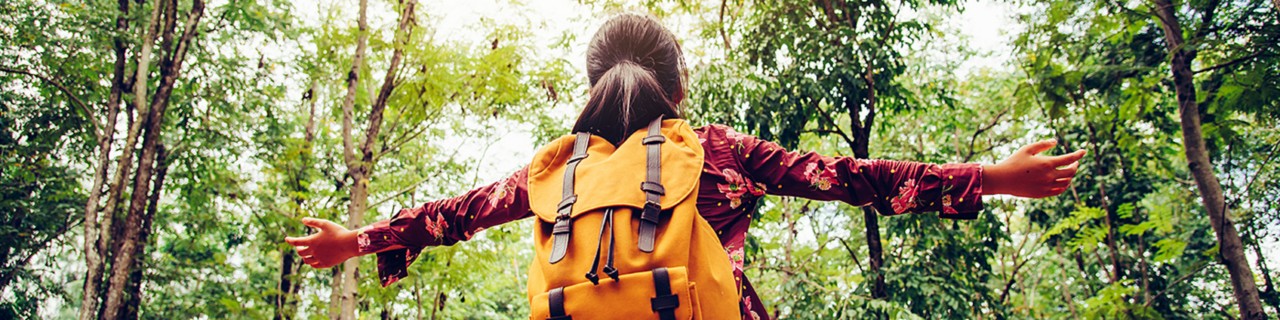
{"left": 602, "top": 209, "right": 619, "bottom": 281}
{"left": 585, "top": 208, "right": 619, "bottom": 285}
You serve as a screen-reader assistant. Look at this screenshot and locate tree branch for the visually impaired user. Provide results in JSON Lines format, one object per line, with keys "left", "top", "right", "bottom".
{"left": 812, "top": 101, "right": 856, "bottom": 148}
{"left": 1193, "top": 51, "right": 1267, "bottom": 74}
{"left": 1146, "top": 261, "right": 1212, "bottom": 307}
{"left": 0, "top": 66, "right": 103, "bottom": 138}
{"left": 368, "top": 142, "right": 466, "bottom": 208}
{"left": 360, "top": 0, "right": 416, "bottom": 167}
{"left": 718, "top": 0, "right": 732, "bottom": 50}
{"left": 838, "top": 237, "right": 866, "bottom": 275}
{"left": 964, "top": 107, "right": 1009, "bottom": 162}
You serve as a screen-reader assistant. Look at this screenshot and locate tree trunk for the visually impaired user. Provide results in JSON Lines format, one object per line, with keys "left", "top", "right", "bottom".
{"left": 336, "top": 0, "right": 414, "bottom": 317}
{"left": 94, "top": 1, "right": 167, "bottom": 307}
{"left": 120, "top": 144, "right": 169, "bottom": 320}
{"left": 79, "top": 1, "right": 131, "bottom": 318}
{"left": 860, "top": 207, "right": 886, "bottom": 299}
{"left": 98, "top": 0, "right": 166, "bottom": 264}
{"left": 102, "top": 98, "right": 162, "bottom": 320}
{"left": 1251, "top": 230, "right": 1280, "bottom": 314}
{"left": 1060, "top": 263, "right": 1080, "bottom": 319}
{"left": 274, "top": 251, "right": 301, "bottom": 320}
{"left": 1150, "top": 0, "right": 1266, "bottom": 318}
{"left": 335, "top": 0, "right": 371, "bottom": 317}
{"left": 339, "top": 146, "right": 370, "bottom": 320}
{"left": 101, "top": 1, "right": 204, "bottom": 318}
{"left": 329, "top": 267, "right": 344, "bottom": 319}
{"left": 846, "top": 72, "right": 885, "bottom": 300}
{"left": 414, "top": 276, "right": 424, "bottom": 320}
{"left": 88, "top": 0, "right": 162, "bottom": 312}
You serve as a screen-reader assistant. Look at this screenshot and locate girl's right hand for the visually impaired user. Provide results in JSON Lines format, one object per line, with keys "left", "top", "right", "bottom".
{"left": 285, "top": 218, "right": 361, "bottom": 269}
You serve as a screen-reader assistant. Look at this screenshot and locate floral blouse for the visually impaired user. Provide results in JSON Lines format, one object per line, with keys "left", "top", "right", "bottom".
{"left": 357, "top": 124, "right": 984, "bottom": 320}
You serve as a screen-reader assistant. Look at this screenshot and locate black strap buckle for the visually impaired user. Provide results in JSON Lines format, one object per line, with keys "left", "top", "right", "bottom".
{"left": 650, "top": 295, "right": 680, "bottom": 312}
{"left": 641, "top": 201, "right": 661, "bottom": 224}
{"left": 547, "top": 287, "right": 571, "bottom": 320}
{"left": 549, "top": 216, "right": 572, "bottom": 264}
{"left": 650, "top": 267, "right": 679, "bottom": 320}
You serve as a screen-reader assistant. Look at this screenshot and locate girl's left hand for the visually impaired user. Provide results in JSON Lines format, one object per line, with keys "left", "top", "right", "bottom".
{"left": 983, "top": 139, "right": 1087, "bottom": 198}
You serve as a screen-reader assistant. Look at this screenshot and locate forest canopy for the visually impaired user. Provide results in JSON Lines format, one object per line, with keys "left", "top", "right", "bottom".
{"left": 0, "top": 0, "right": 1277, "bottom": 319}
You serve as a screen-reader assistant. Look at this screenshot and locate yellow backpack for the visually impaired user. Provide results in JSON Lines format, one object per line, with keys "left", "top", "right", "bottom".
{"left": 525, "top": 117, "right": 740, "bottom": 320}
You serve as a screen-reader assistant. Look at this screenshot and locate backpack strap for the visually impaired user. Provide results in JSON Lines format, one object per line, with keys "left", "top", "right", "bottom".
{"left": 550, "top": 132, "right": 591, "bottom": 264}
{"left": 546, "top": 287, "right": 571, "bottom": 320}
{"left": 650, "top": 267, "right": 679, "bottom": 320}
{"left": 638, "top": 116, "right": 666, "bottom": 253}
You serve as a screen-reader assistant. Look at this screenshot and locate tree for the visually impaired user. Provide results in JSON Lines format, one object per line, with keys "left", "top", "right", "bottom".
{"left": 1149, "top": 0, "right": 1267, "bottom": 317}
{"left": 1013, "top": 0, "right": 1278, "bottom": 318}
{"left": 333, "top": 0, "right": 418, "bottom": 318}
{"left": 690, "top": 0, "right": 962, "bottom": 306}
{"left": 3, "top": 0, "right": 1275, "bottom": 318}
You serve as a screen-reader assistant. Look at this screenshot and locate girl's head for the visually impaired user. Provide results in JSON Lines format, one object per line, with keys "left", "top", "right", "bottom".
{"left": 572, "top": 13, "right": 685, "bottom": 145}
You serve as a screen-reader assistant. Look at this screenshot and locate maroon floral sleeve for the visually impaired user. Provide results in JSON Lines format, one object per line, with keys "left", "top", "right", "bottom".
{"left": 712, "top": 125, "right": 983, "bottom": 218}
{"left": 357, "top": 167, "right": 532, "bottom": 286}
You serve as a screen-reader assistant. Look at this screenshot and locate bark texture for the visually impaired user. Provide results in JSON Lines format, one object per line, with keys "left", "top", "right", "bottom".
{"left": 334, "top": 0, "right": 371, "bottom": 317}
{"left": 1150, "top": 0, "right": 1266, "bottom": 318}
{"left": 99, "top": 0, "right": 205, "bottom": 318}
{"left": 846, "top": 71, "right": 884, "bottom": 300}
{"left": 78, "top": 1, "right": 131, "bottom": 318}
{"left": 120, "top": 144, "right": 169, "bottom": 320}
{"left": 335, "top": 0, "right": 416, "bottom": 317}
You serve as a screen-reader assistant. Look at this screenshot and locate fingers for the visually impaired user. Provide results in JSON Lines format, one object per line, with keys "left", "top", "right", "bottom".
{"left": 300, "top": 254, "right": 320, "bottom": 268}
{"left": 299, "top": 254, "right": 344, "bottom": 269}
{"left": 1020, "top": 139, "right": 1058, "bottom": 156}
{"left": 284, "top": 235, "right": 313, "bottom": 246}
{"left": 1049, "top": 149, "right": 1087, "bottom": 166}
{"left": 289, "top": 218, "right": 339, "bottom": 247}
{"left": 1050, "top": 161, "right": 1080, "bottom": 179}
{"left": 1053, "top": 177, "right": 1073, "bottom": 188}
{"left": 301, "top": 217, "right": 336, "bottom": 232}
{"left": 295, "top": 244, "right": 325, "bottom": 268}
{"left": 1041, "top": 174, "right": 1074, "bottom": 196}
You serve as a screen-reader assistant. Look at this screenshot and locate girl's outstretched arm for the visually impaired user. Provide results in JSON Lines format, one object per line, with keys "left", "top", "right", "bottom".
{"left": 285, "top": 167, "right": 533, "bottom": 286}
{"left": 713, "top": 124, "right": 1083, "bottom": 218}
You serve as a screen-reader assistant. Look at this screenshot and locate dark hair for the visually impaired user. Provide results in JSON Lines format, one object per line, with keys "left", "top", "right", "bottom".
{"left": 572, "top": 13, "right": 685, "bottom": 145}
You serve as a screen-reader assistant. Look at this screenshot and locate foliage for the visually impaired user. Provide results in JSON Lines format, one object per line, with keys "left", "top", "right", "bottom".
{"left": 0, "top": 0, "right": 1277, "bottom": 318}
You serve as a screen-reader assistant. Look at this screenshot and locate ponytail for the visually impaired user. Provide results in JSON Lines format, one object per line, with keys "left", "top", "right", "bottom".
{"left": 574, "top": 13, "right": 686, "bottom": 146}
{"left": 573, "top": 61, "right": 679, "bottom": 145}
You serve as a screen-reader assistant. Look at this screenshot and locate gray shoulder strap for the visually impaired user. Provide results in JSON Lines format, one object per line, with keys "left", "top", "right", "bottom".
{"left": 549, "top": 132, "right": 591, "bottom": 264}
{"left": 637, "top": 116, "right": 665, "bottom": 253}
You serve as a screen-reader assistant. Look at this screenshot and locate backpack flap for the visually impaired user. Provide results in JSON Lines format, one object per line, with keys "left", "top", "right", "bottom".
{"left": 527, "top": 119, "right": 704, "bottom": 223}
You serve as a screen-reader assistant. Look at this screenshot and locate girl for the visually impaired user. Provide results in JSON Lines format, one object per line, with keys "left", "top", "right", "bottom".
{"left": 286, "top": 13, "right": 1085, "bottom": 319}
